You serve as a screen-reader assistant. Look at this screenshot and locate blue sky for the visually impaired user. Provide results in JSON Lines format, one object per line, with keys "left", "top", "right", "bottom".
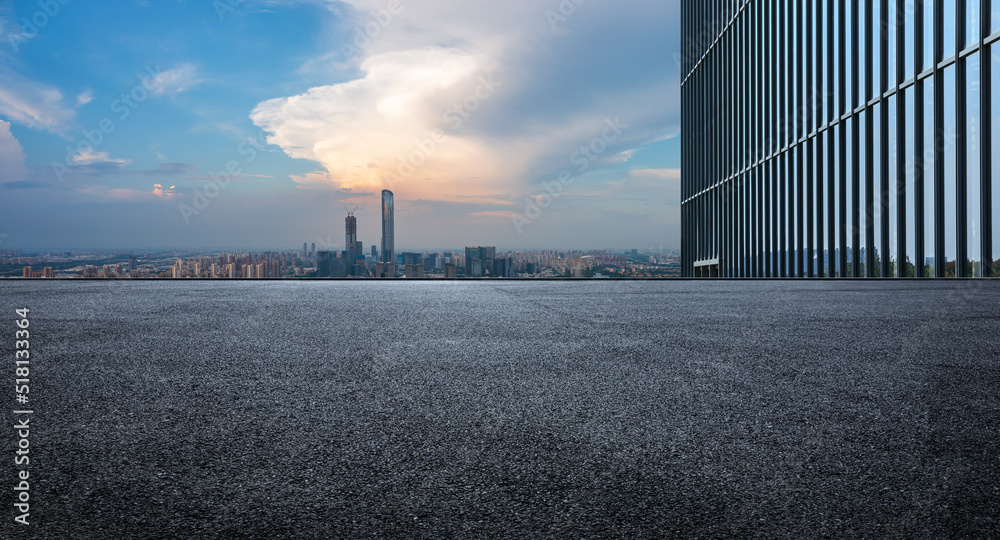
{"left": 0, "top": 0, "right": 681, "bottom": 251}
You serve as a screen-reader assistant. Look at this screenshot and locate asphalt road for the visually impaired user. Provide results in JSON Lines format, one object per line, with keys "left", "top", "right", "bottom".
{"left": 1, "top": 280, "right": 998, "bottom": 538}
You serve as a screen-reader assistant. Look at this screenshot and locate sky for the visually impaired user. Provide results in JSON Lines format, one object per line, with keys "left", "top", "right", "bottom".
{"left": 0, "top": 0, "right": 681, "bottom": 251}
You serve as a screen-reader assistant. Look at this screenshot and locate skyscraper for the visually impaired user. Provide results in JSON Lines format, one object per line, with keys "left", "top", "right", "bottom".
{"left": 345, "top": 210, "right": 360, "bottom": 276}
{"left": 380, "top": 189, "right": 395, "bottom": 277}
{"left": 681, "top": 0, "right": 998, "bottom": 278}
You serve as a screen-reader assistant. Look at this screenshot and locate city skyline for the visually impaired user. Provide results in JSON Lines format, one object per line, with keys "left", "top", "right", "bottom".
{"left": 0, "top": 0, "right": 681, "bottom": 251}
{"left": 0, "top": 246, "right": 682, "bottom": 279}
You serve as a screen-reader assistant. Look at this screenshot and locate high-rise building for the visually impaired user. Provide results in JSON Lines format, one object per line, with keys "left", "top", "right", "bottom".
{"left": 404, "top": 264, "right": 424, "bottom": 278}
{"left": 402, "top": 252, "right": 422, "bottom": 265}
{"left": 493, "top": 256, "right": 514, "bottom": 278}
{"left": 681, "top": 0, "right": 999, "bottom": 278}
{"left": 465, "top": 246, "right": 497, "bottom": 277}
{"left": 331, "top": 257, "right": 346, "bottom": 278}
{"left": 444, "top": 263, "right": 456, "bottom": 278}
{"left": 380, "top": 189, "right": 395, "bottom": 277}
{"left": 317, "top": 251, "right": 332, "bottom": 278}
{"left": 345, "top": 210, "right": 360, "bottom": 276}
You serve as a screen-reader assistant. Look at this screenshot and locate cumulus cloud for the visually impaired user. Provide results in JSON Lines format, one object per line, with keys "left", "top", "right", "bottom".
{"left": 151, "top": 184, "right": 181, "bottom": 199}
{"left": 251, "top": 0, "right": 680, "bottom": 208}
{"left": 0, "top": 120, "right": 29, "bottom": 183}
{"left": 252, "top": 48, "right": 518, "bottom": 201}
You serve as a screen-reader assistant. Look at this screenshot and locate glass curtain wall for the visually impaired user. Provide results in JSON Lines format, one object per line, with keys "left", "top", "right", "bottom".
{"left": 680, "top": 0, "right": 997, "bottom": 278}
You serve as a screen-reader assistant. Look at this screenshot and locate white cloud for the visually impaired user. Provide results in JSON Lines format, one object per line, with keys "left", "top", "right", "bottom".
{"left": 150, "top": 64, "right": 200, "bottom": 96}
{"left": 251, "top": 0, "right": 680, "bottom": 208}
{"left": 70, "top": 149, "right": 131, "bottom": 166}
{"left": 0, "top": 120, "right": 29, "bottom": 183}
{"left": 252, "top": 48, "right": 518, "bottom": 201}
{"left": 76, "top": 89, "right": 94, "bottom": 107}
{"left": 0, "top": 67, "right": 75, "bottom": 133}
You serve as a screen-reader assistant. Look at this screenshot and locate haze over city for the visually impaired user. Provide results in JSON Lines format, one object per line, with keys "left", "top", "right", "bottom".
{"left": 0, "top": 0, "right": 681, "bottom": 251}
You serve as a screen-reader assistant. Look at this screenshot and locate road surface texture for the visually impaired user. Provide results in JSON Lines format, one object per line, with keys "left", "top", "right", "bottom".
{"left": 1, "top": 280, "right": 998, "bottom": 538}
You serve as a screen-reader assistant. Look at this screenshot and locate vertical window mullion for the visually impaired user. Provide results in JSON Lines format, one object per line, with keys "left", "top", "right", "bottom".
{"left": 956, "top": 0, "right": 968, "bottom": 276}
{"left": 934, "top": 0, "right": 945, "bottom": 276}
{"left": 982, "top": 6, "right": 993, "bottom": 277}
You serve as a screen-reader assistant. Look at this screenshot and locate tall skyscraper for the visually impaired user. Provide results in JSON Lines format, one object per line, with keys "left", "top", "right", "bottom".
{"left": 345, "top": 210, "right": 360, "bottom": 276}
{"left": 380, "top": 189, "right": 395, "bottom": 277}
{"left": 346, "top": 211, "right": 357, "bottom": 248}
{"left": 681, "top": 0, "right": 998, "bottom": 278}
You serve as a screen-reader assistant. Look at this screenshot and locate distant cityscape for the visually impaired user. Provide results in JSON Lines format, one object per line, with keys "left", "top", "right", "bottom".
{"left": 2, "top": 189, "right": 682, "bottom": 279}
{"left": 1, "top": 248, "right": 681, "bottom": 279}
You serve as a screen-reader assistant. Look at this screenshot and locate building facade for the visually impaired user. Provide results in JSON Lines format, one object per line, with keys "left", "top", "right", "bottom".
{"left": 465, "top": 246, "right": 497, "bottom": 277}
{"left": 345, "top": 211, "right": 364, "bottom": 276}
{"left": 380, "top": 189, "right": 395, "bottom": 277}
{"left": 317, "top": 251, "right": 332, "bottom": 278}
{"left": 681, "top": 0, "right": 1000, "bottom": 277}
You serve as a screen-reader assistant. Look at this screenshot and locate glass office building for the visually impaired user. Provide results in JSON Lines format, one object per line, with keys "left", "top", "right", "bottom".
{"left": 380, "top": 189, "right": 395, "bottom": 277}
{"left": 681, "top": 0, "right": 1000, "bottom": 278}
